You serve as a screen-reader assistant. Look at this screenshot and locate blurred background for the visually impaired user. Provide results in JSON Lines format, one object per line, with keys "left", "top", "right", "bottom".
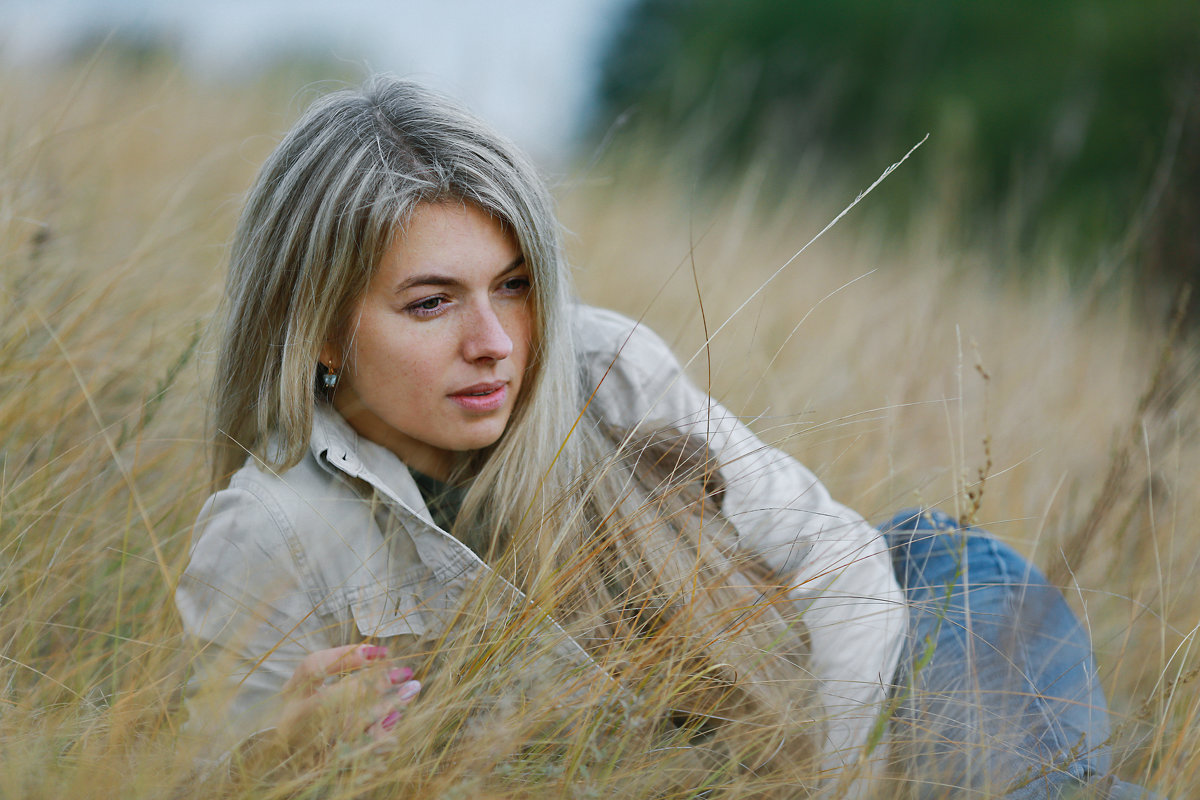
{"left": 3, "top": 0, "right": 1197, "bottom": 312}
{"left": 2, "top": 2, "right": 1200, "bottom": 796}
{"left": 0, "top": 0, "right": 633, "bottom": 163}
{"left": 594, "top": 0, "right": 1200, "bottom": 319}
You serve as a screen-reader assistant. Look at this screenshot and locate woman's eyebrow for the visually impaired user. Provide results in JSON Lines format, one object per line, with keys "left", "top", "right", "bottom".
{"left": 497, "top": 254, "right": 526, "bottom": 276}
{"left": 394, "top": 255, "right": 526, "bottom": 293}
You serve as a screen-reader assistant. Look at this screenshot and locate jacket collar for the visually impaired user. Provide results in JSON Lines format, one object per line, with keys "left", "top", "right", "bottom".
{"left": 310, "top": 403, "right": 433, "bottom": 526}
{"left": 309, "top": 403, "right": 493, "bottom": 591}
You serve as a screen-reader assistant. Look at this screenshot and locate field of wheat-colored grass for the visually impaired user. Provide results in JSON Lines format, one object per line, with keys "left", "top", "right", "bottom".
{"left": 1, "top": 62, "right": 1197, "bottom": 798}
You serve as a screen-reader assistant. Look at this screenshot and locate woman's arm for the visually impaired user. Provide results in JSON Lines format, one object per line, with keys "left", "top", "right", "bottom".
{"left": 176, "top": 481, "right": 340, "bottom": 761}
{"left": 575, "top": 305, "right": 907, "bottom": 776}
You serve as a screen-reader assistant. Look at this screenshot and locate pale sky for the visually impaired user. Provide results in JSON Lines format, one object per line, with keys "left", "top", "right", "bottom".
{"left": 0, "top": 0, "right": 634, "bottom": 161}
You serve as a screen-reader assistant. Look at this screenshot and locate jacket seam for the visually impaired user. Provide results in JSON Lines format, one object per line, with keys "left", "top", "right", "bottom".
{"left": 229, "top": 470, "right": 336, "bottom": 615}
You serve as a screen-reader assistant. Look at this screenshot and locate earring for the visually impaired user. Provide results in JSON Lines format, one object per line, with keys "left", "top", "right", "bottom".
{"left": 322, "top": 365, "right": 339, "bottom": 389}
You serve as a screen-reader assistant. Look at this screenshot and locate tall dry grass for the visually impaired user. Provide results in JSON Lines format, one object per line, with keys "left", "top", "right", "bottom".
{"left": 1, "top": 61, "right": 1197, "bottom": 797}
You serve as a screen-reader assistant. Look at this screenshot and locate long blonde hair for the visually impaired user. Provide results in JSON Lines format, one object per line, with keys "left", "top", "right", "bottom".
{"left": 213, "top": 75, "right": 818, "bottom": 782}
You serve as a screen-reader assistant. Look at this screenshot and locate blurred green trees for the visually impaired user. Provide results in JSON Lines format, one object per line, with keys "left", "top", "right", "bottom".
{"left": 594, "top": 0, "right": 1199, "bottom": 300}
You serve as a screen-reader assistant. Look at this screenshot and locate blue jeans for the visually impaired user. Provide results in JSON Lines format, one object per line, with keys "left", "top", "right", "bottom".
{"left": 881, "top": 509, "right": 1159, "bottom": 799}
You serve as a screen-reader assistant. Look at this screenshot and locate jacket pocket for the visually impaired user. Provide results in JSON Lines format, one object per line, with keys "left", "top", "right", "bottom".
{"left": 347, "top": 581, "right": 430, "bottom": 639}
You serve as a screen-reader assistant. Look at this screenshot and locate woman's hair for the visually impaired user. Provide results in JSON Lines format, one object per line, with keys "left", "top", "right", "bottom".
{"left": 214, "top": 76, "right": 817, "bottom": 780}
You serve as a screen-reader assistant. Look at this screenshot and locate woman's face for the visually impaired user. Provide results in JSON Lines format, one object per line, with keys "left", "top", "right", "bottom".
{"left": 323, "top": 202, "right": 533, "bottom": 479}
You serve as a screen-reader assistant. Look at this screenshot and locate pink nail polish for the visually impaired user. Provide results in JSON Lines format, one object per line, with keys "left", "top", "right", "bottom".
{"left": 380, "top": 710, "right": 401, "bottom": 731}
{"left": 361, "top": 645, "right": 388, "bottom": 660}
{"left": 388, "top": 667, "right": 414, "bottom": 685}
{"left": 397, "top": 679, "right": 421, "bottom": 702}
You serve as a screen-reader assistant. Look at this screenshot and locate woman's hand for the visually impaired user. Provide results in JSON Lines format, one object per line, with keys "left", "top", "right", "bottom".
{"left": 274, "top": 643, "right": 422, "bottom": 752}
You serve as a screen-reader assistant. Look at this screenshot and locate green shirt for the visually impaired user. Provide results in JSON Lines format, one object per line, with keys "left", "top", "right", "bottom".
{"left": 410, "top": 470, "right": 469, "bottom": 538}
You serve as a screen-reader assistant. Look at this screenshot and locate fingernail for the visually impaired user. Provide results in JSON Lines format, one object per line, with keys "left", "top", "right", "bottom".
{"left": 360, "top": 645, "right": 388, "bottom": 660}
{"left": 380, "top": 709, "right": 401, "bottom": 731}
{"left": 388, "top": 667, "right": 414, "bottom": 685}
{"left": 397, "top": 679, "right": 421, "bottom": 702}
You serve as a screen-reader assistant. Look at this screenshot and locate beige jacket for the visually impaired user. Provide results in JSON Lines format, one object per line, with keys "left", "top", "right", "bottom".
{"left": 176, "top": 304, "right": 905, "bottom": 772}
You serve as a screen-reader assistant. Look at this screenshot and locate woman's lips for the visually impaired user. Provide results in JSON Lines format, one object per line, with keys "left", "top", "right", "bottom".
{"left": 448, "top": 381, "right": 508, "bottom": 412}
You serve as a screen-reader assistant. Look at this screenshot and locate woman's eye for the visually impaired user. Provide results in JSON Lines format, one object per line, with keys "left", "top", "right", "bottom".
{"left": 500, "top": 276, "right": 531, "bottom": 294}
{"left": 406, "top": 296, "right": 446, "bottom": 316}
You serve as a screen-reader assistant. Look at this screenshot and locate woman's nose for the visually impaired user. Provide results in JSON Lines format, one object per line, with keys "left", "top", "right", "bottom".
{"left": 462, "top": 302, "right": 514, "bottom": 362}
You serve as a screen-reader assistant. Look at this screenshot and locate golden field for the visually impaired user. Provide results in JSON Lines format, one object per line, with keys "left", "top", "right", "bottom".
{"left": 1, "top": 62, "right": 1197, "bottom": 797}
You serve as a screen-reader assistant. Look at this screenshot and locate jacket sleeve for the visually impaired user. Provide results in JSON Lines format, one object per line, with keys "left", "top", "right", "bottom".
{"left": 576, "top": 306, "right": 907, "bottom": 778}
{"left": 175, "top": 479, "right": 336, "bottom": 764}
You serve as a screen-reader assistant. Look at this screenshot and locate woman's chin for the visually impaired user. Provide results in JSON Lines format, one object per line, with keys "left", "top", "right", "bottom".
{"left": 444, "top": 416, "right": 511, "bottom": 454}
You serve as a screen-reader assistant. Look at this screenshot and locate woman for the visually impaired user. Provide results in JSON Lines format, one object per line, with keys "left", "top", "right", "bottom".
{"left": 176, "top": 76, "right": 1153, "bottom": 798}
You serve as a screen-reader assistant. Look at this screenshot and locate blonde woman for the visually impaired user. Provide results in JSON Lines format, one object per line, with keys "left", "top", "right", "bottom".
{"left": 177, "top": 76, "right": 1155, "bottom": 798}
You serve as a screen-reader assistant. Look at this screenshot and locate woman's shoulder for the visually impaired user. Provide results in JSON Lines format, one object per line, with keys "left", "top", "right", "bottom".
{"left": 188, "top": 458, "right": 314, "bottom": 565}
{"left": 176, "top": 452, "right": 367, "bottom": 655}
{"left": 569, "top": 303, "right": 684, "bottom": 388}
{"left": 205, "top": 451, "right": 337, "bottom": 524}
{"left": 188, "top": 450, "right": 364, "bottom": 574}
{"left": 570, "top": 304, "right": 676, "bottom": 359}
{"left": 570, "top": 303, "right": 698, "bottom": 429}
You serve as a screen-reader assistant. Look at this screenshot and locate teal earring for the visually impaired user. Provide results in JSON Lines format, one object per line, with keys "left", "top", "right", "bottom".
{"left": 322, "top": 365, "right": 339, "bottom": 389}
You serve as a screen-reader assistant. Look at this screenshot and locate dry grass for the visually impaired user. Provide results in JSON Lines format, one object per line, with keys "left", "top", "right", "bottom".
{"left": 1, "top": 61, "right": 1198, "bottom": 797}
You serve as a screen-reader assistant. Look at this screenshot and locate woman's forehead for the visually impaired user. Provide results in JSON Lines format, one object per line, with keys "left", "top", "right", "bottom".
{"left": 375, "top": 202, "right": 522, "bottom": 284}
